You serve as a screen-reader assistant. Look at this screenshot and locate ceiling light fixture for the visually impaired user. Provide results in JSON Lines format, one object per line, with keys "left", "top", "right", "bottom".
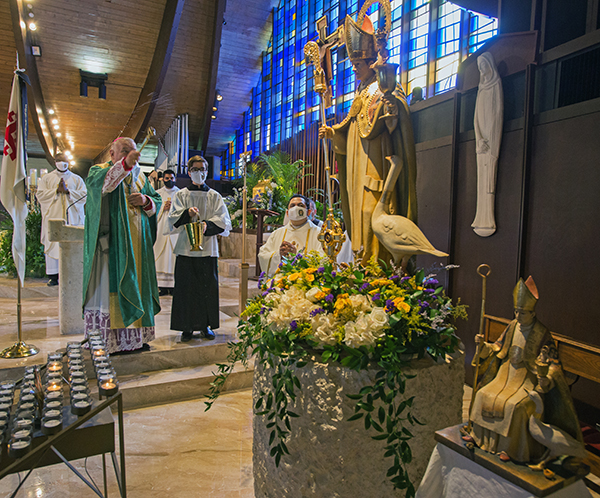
{"left": 28, "top": 22, "right": 36, "bottom": 31}
{"left": 56, "top": 132, "right": 62, "bottom": 137}
{"left": 70, "top": 161, "right": 76, "bottom": 166}
{"left": 79, "top": 69, "right": 108, "bottom": 99}
{"left": 215, "top": 92, "right": 223, "bottom": 101}
{"left": 48, "top": 109, "right": 55, "bottom": 115}
{"left": 51, "top": 119, "right": 58, "bottom": 124}
{"left": 31, "top": 45, "right": 41, "bottom": 57}
{"left": 211, "top": 115, "right": 216, "bottom": 119}
{"left": 53, "top": 124, "right": 59, "bottom": 130}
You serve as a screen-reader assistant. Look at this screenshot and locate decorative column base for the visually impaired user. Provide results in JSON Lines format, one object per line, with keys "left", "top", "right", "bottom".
{"left": 253, "top": 351, "right": 465, "bottom": 498}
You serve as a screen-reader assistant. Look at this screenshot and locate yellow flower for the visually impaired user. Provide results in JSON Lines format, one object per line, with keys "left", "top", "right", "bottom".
{"left": 288, "top": 272, "right": 301, "bottom": 282}
{"left": 304, "top": 268, "right": 317, "bottom": 274}
{"left": 315, "top": 291, "right": 327, "bottom": 300}
{"left": 304, "top": 272, "right": 315, "bottom": 283}
{"left": 369, "top": 288, "right": 380, "bottom": 295}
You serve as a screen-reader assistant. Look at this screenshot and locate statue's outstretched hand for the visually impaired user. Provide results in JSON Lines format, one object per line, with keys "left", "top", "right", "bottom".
{"left": 319, "top": 126, "right": 333, "bottom": 140}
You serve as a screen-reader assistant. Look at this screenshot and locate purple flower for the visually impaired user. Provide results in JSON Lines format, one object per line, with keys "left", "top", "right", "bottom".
{"left": 290, "top": 320, "right": 298, "bottom": 331}
{"left": 269, "top": 279, "right": 275, "bottom": 288}
{"left": 310, "top": 308, "right": 325, "bottom": 317}
{"left": 385, "top": 299, "right": 395, "bottom": 313}
{"left": 359, "top": 283, "right": 369, "bottom": 291}
{"left": 401, "top": 276, "right": 410, "bottom": 282}
{"left": 420, "top": 301, "right": 429, "bottom": 309}
{"left": 390, "top": 275, "right": 399, "bottom": 280}
{"left": 325, "top": 294, "right": 334, "bottom": 303}
{"left": 262, "top": 291, "right": 269, "bottom": 297}
{"left": 260, "top": 307, "right": 267, "bottom": 315}
{"left": 317, "top": 267, "right": 325, "bottom": 274}
{"left": 331, "top": 271, "right": 337, "bottom": 277}
{"left": 424, "top": 288, "right": 435, "bottom": 294}
{"left": 425, "top": 278, "right": 438, "bottom": 285}
{"left": 373, "top": 293, "right": 381, "bottom": 301}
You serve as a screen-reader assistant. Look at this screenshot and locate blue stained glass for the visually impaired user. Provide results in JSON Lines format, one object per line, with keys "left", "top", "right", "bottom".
{"left": 221, "top": 0, "right": 497, "bottom": 178}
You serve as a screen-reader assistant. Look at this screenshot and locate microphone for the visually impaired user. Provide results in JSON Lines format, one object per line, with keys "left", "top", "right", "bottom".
{"left": 65, "top": 194, "right": 87, "bottom": 225}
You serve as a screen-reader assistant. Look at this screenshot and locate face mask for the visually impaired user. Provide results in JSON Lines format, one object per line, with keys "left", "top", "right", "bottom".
{"left": 190, "top": 170, "right": 207, "bottom": 185}
{"left": 164, "top": 180, "right": 175, "bottom": 189}
{"left": 55, "top": 161, "right": 69, "bottom": 172}
{"left": 288, "top": 205, "right": 307, "bottom": 222}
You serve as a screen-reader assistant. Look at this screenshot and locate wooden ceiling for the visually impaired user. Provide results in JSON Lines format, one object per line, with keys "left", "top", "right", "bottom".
{"left": 0, "top": 0, "right": 278, "bottom": 168}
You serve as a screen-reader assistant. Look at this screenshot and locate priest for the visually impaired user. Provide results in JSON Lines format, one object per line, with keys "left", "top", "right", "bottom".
{"left": 36, "top": 153, "right": 87, "bottom": 286}
{"left": 82, "top": 137, "right": 162, "bottom": 354}
{"left": 258, "top": 194, "right": 324, "bottom": 277}
{"left": 154, "top": 168, "right": 179, "bottom": 295}
{"left": 168, "top": 156, "right": 231, "bottom": 342}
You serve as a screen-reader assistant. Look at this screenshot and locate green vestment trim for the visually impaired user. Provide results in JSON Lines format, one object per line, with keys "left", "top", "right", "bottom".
{"left": 82, "top": 162, "right": 162, "bottom": 327}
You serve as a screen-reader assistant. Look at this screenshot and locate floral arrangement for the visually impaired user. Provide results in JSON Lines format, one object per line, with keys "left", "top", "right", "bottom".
{"left": 207, "top": 253, "right": 466, "bottom": 496}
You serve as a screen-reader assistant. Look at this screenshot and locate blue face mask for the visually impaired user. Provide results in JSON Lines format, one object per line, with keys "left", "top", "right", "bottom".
{"left": 164, "top": 180, "right": 175, "bottom": 189}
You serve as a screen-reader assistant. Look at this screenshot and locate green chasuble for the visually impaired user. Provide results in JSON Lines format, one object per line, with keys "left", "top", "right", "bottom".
{"left": 82, "top": 162, "right": 162, "bottom": 328}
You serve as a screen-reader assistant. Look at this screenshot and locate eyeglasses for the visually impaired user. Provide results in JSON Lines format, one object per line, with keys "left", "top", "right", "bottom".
{"left": 189, "top": 167, "right": 207, "bottom": 173}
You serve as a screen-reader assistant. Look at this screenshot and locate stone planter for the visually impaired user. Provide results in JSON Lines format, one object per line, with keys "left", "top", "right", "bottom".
{"left": 253, "top": 351, "right": 465, "bottom": 498}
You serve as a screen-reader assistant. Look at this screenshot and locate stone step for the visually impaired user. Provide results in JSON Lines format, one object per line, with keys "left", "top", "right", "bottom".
{"left": 219, "top": 258, "right": 257, "bottom": 279}
{"left": 107, "top": 362, "right": 254, "bottom": 410}
{"left": 0, "top": 277, "right": 58, "bottom": 299}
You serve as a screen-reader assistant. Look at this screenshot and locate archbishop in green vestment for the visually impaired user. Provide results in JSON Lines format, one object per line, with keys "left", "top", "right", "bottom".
{"left": 82, "top": 138, "right": 162, "bottom": 353}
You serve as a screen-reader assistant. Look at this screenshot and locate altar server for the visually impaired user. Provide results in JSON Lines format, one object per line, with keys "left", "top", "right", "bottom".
{"left": 168, "top": 156, "right": 231, "bottom": 342}
{"left": 154, "top": 169, "right": 179, "bottom": 295}
{"left": 258, "top": 194, "right": 324, "bottom": 277}
{"left": 36, "top": 153, "right": 86, "bottom": 286}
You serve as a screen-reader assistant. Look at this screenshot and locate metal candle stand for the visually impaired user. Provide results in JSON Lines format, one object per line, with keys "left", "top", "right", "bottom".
{"left": 0, "top": 336, "right": 126, "bottom": 498}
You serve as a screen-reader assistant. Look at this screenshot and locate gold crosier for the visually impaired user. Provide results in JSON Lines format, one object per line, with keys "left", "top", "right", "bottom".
{"left": 303, "top": 41, "right": 345, "bottom": 263}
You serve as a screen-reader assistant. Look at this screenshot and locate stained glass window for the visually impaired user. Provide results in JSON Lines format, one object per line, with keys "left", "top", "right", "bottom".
{"left": 220, "top": 0, "right": 497, "bottom": 178}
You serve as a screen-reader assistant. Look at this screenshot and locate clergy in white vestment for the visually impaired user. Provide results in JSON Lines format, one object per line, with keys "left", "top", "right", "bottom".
{"left": 258, "top": 194, "right": 324, "bottom": 278}
{"left": 168, "top": 156, "right": 231, "bottom": 342}
{"left": 36, "top": 152, "right": 87, "bottom": 286}
{"left": 154, "top": 168, "right": 179, "bottom": 294}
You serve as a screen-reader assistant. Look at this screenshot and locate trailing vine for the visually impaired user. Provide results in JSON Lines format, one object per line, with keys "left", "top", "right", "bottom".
{"left": 206, "top": 254, "right": 466, "bottom": 495}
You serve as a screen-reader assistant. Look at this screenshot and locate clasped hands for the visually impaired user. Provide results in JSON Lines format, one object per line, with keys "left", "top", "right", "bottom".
{"left": 56, "top": 179, "right": 69, "bottom": 195}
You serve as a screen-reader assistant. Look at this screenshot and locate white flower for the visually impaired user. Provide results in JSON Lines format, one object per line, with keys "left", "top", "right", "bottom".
{"left": 369, "top": 307, "right": 389, "bottom": 331}
{"left": 265, "top": 285, "right": 319, "bottom": 332}
{"left": 344, "top": 313, "right": 376, "bottom": 348}
{"left": 305, "top": 287, "right": 320, "bottom": 302}
{"left": 312, "top": 313, "right": 339, "bottom": 346}
{"left": 349, "top": 294, "right": 372, "bottom": 312}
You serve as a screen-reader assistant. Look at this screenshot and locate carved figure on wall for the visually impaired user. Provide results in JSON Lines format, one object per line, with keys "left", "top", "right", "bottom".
{"left": 463, "top": 277, "right": 584, "bottom": 467}
{"left": 319, "top": 0, "right": 418, "bottom": 265}
{"left": 472, "top": 52, "right": 503, "bottom": 237}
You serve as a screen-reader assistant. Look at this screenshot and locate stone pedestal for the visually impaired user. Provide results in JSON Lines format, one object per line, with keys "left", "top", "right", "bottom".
{"left": 48, "top": 219, "right": 84, "bottom": 335}
{"left": 253, "top": 351, "right": 465, "bottom": 498}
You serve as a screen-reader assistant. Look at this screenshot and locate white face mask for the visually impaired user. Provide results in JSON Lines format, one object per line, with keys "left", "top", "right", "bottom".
{"left": 55, "top": 161, "right": 69, "bottom": 172}
{"left": 190, "top": 170, "right": 207, "bottom": 185}
{"left": 288, "top": 205, "right": 307, "bottom": 222}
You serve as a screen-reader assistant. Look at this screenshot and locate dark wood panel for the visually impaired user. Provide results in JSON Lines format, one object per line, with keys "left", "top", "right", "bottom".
{"left": 524, "top": 111, "right": 600, "bottom": 348}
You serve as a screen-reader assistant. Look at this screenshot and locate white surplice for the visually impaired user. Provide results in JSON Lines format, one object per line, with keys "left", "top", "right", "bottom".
{"left": 154, "top": 185, "right": 180, "bottom": 287}
{"left": 36, "top": 169, "right": 86, "bottom": 273}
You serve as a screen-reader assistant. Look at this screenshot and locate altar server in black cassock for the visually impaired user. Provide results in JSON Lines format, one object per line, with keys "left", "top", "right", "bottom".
{"left": 168, "top": 156, "right": 232, "bottom": 342}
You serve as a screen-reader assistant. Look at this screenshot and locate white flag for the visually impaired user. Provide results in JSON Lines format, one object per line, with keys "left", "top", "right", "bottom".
{"left": 1, "top": 71, "right": 29, "bottom": 285}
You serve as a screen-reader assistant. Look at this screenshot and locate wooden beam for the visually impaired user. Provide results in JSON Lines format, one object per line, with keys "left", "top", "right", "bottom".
{"left": 9, "top": 0, "right": 55, "bottom": 164}
{"left": 94, "top": 0, "right": 186, "bottom": 164}
{"left": 198, "top": 0, "right": 227, "bottom": 154}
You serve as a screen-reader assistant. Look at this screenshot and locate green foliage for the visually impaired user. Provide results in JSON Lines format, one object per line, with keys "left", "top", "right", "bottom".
{"left": 0, "top": 208, "right": 46, "bottom": 278}
{"left": 225, "top": 151, "right": 312, "bottom": 228}
{"left": 205, "top": 255, "right": 466, "bottom": 496}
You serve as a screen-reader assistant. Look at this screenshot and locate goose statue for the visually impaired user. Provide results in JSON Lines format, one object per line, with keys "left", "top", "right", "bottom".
{"left": 526, "top": 388, "right": 587, "bottom": 471}
{"left": 371, "top": 155, "right": 448, "bottom": 266}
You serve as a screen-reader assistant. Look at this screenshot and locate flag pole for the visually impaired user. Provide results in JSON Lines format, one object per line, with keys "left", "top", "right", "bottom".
{"left": 0, "top": 278, "right": 39, "bottom": 358}
{"left": 0, "top": 62, "right": 38, "bottom": 358}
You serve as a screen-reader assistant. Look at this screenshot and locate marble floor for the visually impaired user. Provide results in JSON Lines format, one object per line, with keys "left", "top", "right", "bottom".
{"left": 0, "top": 275, "right": 243, "bottom": 367}
{"left": 0, "top": 390, "right": 254, "bottom": 497}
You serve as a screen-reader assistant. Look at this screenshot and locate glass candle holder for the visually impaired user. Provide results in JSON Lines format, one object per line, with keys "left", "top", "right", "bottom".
{"left": 48, "top": 352, "right": 63, "bottom": 362}
{"left": 1, "top": 382, "right": 16, "bottom": 391}
{"left": 45, "top": 390, "right": 63, "bottom": 402}
{"left": 41, "top": 416, "right": 63, "bottom": 435}
{"left": 71, "top": 377, "right": 88, "bottom": 388}
{"left": 45, "top": 400, "right": 62, "bottom": 411}
{"left": 9, "top": 435, "right": 31, "bottom": 458}
{"left": 98, "top": 374, "right": 118, "bottom": 397}
{"left": 71, "top": 385, "right": 90, "bottom": 396}
{"left": 71, "top": 397, "right": 91, "bottom": 416}
{"left": 14, "top": 415, "right": 34, "bottom": 432}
